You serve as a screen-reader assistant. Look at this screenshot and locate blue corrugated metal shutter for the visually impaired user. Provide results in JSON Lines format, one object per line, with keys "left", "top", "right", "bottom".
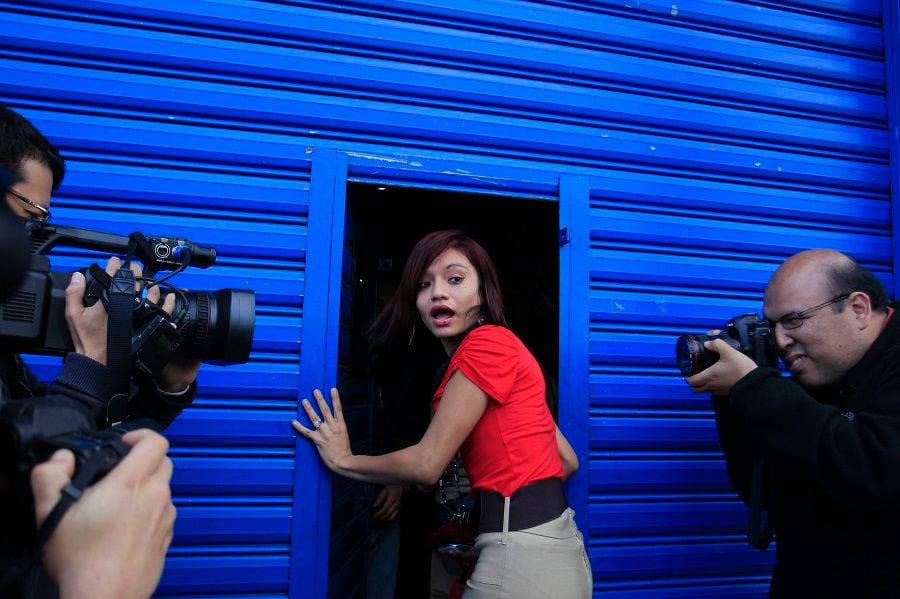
{"left": 582, "top": 1, "right": 894, "bottom": 595}
{"left": 14, "top": 134, "right": 312, "bottom": 596}
{"left": 12, "top": 121, "right": 313, "bottom": 595}
{"left": 0, "top": 4, "right": 318, "bottom": 590}
{"left": 2, "top": 1, "right": 895, "bottom": 597}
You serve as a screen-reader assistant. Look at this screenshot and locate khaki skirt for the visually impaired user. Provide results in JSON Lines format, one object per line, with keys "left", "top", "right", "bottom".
{"left": 464, "top": 507, "right": 593, "bottom": 598}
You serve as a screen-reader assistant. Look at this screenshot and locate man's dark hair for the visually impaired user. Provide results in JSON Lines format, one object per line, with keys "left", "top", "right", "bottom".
{"left": 827, "top": 257, "right": 890, "bottom": 313}
{"left": 0, "top": 106, "right": 65, "bottom": 192}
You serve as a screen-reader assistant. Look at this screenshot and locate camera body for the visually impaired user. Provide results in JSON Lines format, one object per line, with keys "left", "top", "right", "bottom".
{"left": 676, "top": 313, "right": 778, "bottom": 377}
{"left": 0, "top": 397, "right": 131, "bottom": 555}
{"left": 0, "top": 221, "right": 255, "bottom": 372}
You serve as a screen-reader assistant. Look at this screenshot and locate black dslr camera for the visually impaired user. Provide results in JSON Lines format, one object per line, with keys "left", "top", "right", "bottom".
{"left": 675, "top": 313, "right": 778, "bottom": 377}
{"left": 0, "top": 397, "right": 133, "bottom": 556}
{"left": 0, "top": 220, "right": 255, "bottom": 374}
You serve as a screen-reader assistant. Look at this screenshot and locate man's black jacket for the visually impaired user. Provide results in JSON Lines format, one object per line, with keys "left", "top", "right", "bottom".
{"left": 0, "top": 351, "right": 196, "bottom": 429}
{"left": 0, "top": 351, "right": 195, "bottom": 598}
{"left": 714, "top": 301, "right": 900, "bottom": 598}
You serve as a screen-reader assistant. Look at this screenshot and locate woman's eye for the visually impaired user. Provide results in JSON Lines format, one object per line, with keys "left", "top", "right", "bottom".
{"left": 448, "top": 276, "right": 463, "bottom": 284}
{"left": 417, "top": 281, "right": 430, "bottom": 289}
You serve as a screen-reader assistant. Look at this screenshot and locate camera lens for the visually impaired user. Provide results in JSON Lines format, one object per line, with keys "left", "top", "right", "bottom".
{"left": 173, "top": 289, "right": 255, "bottom": 364}
{"left": 675, "top": 333, "right": 729, "bottom": 377}
{"left": 676, "top": 334, "right": 709, "bottom": 377}
{"left": 675, "top": 332, "right": 745, "bottom": 377}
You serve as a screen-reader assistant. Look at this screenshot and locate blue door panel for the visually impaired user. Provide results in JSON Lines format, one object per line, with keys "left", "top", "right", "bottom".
{"left": 588, "top": 172, "right": 890, "bottom": 229}
{"left": 166, "top": 409, "right": 297, "bottom": 447}
{"left": 593, "top": 376, "right": 711, "bottom": 411}
{"left": 591, "top": 460, "right": 732, "bottom": 494}
{"left": 155, "top": 554, "right": 289, "bottom": 595}
{"left": 592, "top": 212, "right": 892, "bottom": 260}
{"left": 599, "top": 584, "right": 770, "bottom": 598}
{"left": 174, "top": 505, "right": 291, "bottom": 544}
{"left": 593, "top": 542, "right": 776, "bottom": 583}
{"left": 594, "top": 417, "right": 720, "bottom": 452}
{"left": 170, "top": 457, "right": 294, "bottom": 495}
{"left": 592, "top": 501, "right": 750, "bottom": 537}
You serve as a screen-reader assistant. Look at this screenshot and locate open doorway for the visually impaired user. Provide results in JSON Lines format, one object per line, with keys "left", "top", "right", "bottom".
{"left": 328, "top": 183, "right": 559, "bottom": 599}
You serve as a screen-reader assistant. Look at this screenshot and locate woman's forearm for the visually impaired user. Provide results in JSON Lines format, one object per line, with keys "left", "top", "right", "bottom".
{"left": 297, "top": 374, "right": 487, "bottom": 487}
{"left": 336, "top": 444, "right": 445, "bottom": 486}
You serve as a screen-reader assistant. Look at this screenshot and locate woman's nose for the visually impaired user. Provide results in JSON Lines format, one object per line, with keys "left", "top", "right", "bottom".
{"left": 431, "top": 281, "right": 448, "bottom": 299}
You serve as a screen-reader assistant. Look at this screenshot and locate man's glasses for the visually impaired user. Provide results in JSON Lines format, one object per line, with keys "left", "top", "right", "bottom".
{"left": 769, "top": 294, "right": 850, "bottom": 331}
{"left": 6, "top": 189, "right": 51, "bottom": 222}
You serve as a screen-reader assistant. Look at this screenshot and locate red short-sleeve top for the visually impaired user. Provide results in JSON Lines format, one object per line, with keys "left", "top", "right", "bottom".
{"left": 432, "top": 325, "right": 563, "bottom": 496}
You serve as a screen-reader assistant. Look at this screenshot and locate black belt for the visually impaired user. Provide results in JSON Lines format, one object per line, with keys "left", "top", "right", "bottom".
{"left": 477, "top": 477, "right": 568, "bottom": 534}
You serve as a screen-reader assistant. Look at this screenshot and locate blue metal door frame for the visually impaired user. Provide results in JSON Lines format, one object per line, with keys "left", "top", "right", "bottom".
{"left": 292, "top": 149, "right": 593, "bottom": 596}
{"left": 887, "top": 0, "right": 900, "bottom": 297}
{"left": 291, "top": 150, "right": 349, "bottom": 599}
{"left": 559, "top": 175, "right": 591, "bottom": 522}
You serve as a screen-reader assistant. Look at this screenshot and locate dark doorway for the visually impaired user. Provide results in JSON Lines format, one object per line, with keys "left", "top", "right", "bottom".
{"left": 329, "top": 183, "right": 559, "bottom": 598}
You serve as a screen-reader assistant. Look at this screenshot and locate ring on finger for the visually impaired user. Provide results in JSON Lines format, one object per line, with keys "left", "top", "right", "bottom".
{"left": 312, "top": 418, "right": 323, "bottom": 429}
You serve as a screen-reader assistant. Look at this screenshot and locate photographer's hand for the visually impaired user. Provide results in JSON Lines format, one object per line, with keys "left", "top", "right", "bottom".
{"left": 65, "top": 257, "right": 144, "bottom": 366}
{"left": 685, "top": 337, "right": 758, "bottom": 396}
{"left": 146, "top": 287, "right": 202, "bottom": 392}
{"left": 31, "top": 429, "right": 176, "bottom": 599}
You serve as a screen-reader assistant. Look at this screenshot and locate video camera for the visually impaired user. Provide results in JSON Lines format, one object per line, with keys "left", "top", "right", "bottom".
{"left": 0, "top": 220, "right": 255, "bottom": 376}
{"left": 675, "top": 313, "right": 778, "bottom": 377}
{"left": 0, "top": 214, "right": 255, "bottom": 559}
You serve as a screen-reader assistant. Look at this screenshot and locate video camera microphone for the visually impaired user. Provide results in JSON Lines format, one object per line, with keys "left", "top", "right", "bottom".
{"left": 28, "top": 221, "right": 217, "bottom": 277}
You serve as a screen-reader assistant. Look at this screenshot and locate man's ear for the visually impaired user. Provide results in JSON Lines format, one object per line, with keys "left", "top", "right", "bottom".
{"left": 848, "top": 291, "right": 872, "bottom": 326}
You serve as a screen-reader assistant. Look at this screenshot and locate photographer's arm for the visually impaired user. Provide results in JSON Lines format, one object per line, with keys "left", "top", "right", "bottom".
{"left": 146, "top": 291, "right": 201, "bottom": 394}
{"left": 729, "top": 363, "right": 900, "bottom": 510}
{"left": 63, "top": 257, "right": 199, "bottom": 428}
{"left": 36, "top": 262, "right": 124, "bottom": 415}
{"left": 4, "top": 353, "right": 53, "bottom": 398}
{"left": 127, "top": 381, "right": 197, "bottom": 429}
{"left": 128, "top": 291, "right": 201, "bottom": 429}
{"left": 30, "top": 429, "right": 176, "bottom": 599}
{"left": 56, "top": 258, "right": 138, "bottom": 418}
{"left": 686, "top": 340, "right": 760, "bottom": 503}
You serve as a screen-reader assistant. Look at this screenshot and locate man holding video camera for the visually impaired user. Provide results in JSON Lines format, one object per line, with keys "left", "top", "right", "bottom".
{"left": 1, "top": 195, "right": 178, "bottom": 598}
{"left": 0, "top": 105, "right": 198, "bottom": 598}
{"left": 685, "top": 249, "right": 900, "bottom": 597}
{"left": 0, "top": 105, "right": 201, "bottom": 426}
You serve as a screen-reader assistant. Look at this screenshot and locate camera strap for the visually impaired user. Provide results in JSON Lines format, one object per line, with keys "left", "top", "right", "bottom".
{"left": 105, "top": 267, "right": 135, "bottom": 427}
{"left": 748, "top": 455, "right": 774, "bottom": 550}
{"left": 34, "top": 438, "right": 130, "bottom": 560}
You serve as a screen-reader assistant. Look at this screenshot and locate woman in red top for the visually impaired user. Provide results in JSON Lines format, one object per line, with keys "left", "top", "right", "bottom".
{"left": 293, "top": 230, "right": 592, "bottom": 597}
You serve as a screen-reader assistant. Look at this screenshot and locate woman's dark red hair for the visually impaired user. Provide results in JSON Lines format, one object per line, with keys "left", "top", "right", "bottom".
{"left": 370, "top": 229, "right": 507, "bottom": 350}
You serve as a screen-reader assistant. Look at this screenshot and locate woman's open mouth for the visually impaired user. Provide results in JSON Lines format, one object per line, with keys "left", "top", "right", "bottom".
{"left": 430, "top": 306, "right": 455, "bottom": 326}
